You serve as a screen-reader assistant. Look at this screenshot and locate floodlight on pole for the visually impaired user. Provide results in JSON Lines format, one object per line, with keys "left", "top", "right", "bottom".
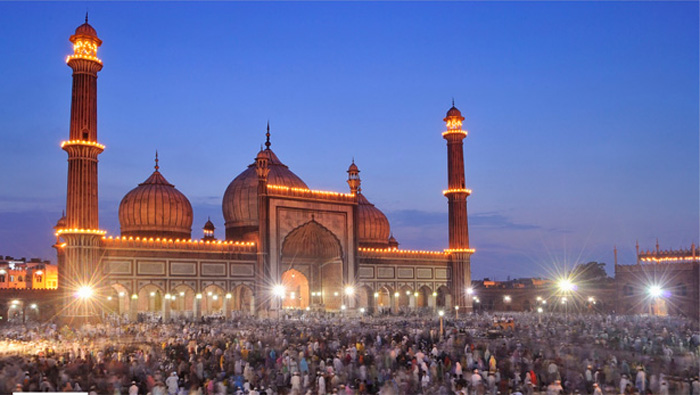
{"left": 75, "top": 285, "right": 94, "bottom": 299}
{"left": 345, "top": 286, "right": 355, "bottom": 296}
{"left": 466, "top": 287, "right": 474, "bottom": 295}
{"left": 558, "top": 279, "right": 575, "bottom": 292}
{"left": 272, "top": 285, "right": 286, "bottom": 298}
{"left": 648, "top": 285, "right": 663, "bottom": 298}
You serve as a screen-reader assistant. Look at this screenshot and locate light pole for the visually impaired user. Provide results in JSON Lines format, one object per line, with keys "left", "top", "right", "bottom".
{"left": 394, "top": 292, "right": 400, "bottom": 313}
{"left": 76, "top": 285, "right": 94, "bottom": 324}
{"left": 344, "top": 285, "right": 355, "bottom": 310}
{"left": 273, "top": 285, "right": 285, "bottom": 319}
{"left": 438, "top": 310, "right": 445, "bottom": 338}
{"left": 648, "top": 285, "right": 663, "bottom": 315}
{"left": 454, "top": 305, "right": 459, "bottom": 319}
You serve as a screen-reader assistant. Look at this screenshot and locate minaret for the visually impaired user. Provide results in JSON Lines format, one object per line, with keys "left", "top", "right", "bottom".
{"left": 63, "top": 15, "right": 104, "bottom": 229}
{"left": 55, "top": 17, "right": 105, "bottom": 323}
{"left": 443, "top": 101, "right": 473, "bottom": 311}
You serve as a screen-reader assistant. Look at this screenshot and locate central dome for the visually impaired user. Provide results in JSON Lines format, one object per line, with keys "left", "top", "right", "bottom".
{"left": 223, "top": 148, "right": 307, "bottom": 240}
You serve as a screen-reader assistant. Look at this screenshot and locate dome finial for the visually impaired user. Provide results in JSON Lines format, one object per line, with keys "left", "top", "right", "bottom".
{"left": 265, "top": 121, "right": 271, "bottom": 149}
{"left": 452, "top": 97, "right": 455, "bottom": 107}
{"left": 85, "top": 11, "right": 88, "bottom": 23}
{"left": 154, "top": 150, "right": 159, "bottom": 171}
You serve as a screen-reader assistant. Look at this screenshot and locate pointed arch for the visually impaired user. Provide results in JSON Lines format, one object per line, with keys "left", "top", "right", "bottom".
{"left": 281, "top": 219, "right": 343, "bottom": 264}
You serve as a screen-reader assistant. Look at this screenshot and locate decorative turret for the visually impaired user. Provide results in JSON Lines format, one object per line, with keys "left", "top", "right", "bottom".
{"left": 347, "top": 159, "right": 360, "bottom": 194}
{"left": 202, "top": 217, "right": 216, "bottom": 241}
{"left": 388, "top": 234, "right": 399, "bottom": 250}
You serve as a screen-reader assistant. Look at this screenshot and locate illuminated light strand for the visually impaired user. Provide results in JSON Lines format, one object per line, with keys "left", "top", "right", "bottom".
{"left": 267, "top": 184, "right": 355, "bottom": 198}
{"left": 442, "top": 130, "right": 468, "bottom": 137}
{"left": 61, "top": 140, "right": 105, "bottom": 150}
{"left": 639, "top": 256, "right": 698, "bottom": 263}
{"left": 55, "top": 228, "right": 106, "bottom": 236}
{"left": 102, "top": 235, "right": 255, "bottom": 249}
{"left": 358, "top": 247, "right": 447, "bottom": 255}
{"left": 444, "top": 248, "right": 476, "bottom": 254}
{"left": 66, "top": 54, "right": 103, "bottom": 64}
{"left": 443, "top": 188, "right": 472, "bottom": 196}
{"left": 66, "top": 40, "right": 102, "bottom": 64}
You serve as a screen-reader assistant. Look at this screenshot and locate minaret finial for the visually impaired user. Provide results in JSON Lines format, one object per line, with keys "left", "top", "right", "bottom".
{"left": 452, "top": 97, "right": 455, "bottom": 107}
{"left": 154, "top": 150, "right": 159, "bottom": 171}
{"left": 265, "top": 121, "right": 271, "bottom": 149}
{"left": 85, "top": 11, "right": 88, "bottom": 23}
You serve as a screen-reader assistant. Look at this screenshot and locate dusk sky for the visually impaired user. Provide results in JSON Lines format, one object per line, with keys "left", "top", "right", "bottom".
{"left": 0, "top": 2, "right": 697, "bottom": 280}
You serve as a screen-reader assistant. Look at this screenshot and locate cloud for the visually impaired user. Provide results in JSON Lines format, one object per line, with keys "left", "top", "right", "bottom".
{"left": 386, "top": 209, "right": 542, "bottom": 232}
{"left": 471, "top": 211, "right": 541, "bottom": 230}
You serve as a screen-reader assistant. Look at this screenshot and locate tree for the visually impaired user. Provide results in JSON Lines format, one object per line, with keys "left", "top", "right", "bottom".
{"left": 571, "top": 261, "right": 612, "bottom": 283}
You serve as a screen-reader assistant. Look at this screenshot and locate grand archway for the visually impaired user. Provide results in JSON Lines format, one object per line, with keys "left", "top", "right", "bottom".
{"left": 281, "top": 219, "right": 344, "bottom": 310}
{"left": 281, "top": 269, "right": 309, "bottom": 309}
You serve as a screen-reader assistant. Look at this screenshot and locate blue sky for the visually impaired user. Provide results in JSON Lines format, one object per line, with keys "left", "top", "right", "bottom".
{"left": 0, "top": 2, "right": 697, "bottom": 280}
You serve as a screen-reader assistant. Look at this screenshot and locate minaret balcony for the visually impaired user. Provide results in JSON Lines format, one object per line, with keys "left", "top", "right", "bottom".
{"left": 443, "top": 188, "right": 472, "bottom": 197}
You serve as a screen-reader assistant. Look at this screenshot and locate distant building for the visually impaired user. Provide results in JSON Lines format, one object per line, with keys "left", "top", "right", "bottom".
{"left": 471, "top": 277, "right": 615, "bottom": 313}
{"left": 615, "top": 242, "right": 699, "bottom": 320}
{"left": 0, "top": 256, "right": 58, "bottom": 290}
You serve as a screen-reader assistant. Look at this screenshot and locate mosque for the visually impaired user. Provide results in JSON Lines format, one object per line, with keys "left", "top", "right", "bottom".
{"left": 54, "top": 19, "right": 475, "bottom": 321}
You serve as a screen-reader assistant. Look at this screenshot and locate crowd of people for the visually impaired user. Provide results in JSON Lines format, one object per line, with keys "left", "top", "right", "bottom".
{"left": 0, "top": 311, "right": 698, "bottom": 394}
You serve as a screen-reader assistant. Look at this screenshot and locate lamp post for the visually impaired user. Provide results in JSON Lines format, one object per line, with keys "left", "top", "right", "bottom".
{"left": 438, "top": 310, "right": 445, "bottom": 338}
{"left": 273, "top": 285, "right": 285, "bottom": 319}
{"left": 454, "top": 305, "right": 459, "bottom": 319}
{"left": 344, "top": 285, "right": 355, "bottom": 310}
{"left": 648, "top": 285, "right": 663, "bottom": 315}
{"left": 76, "top": 285, "right": 94, "bottom": 324}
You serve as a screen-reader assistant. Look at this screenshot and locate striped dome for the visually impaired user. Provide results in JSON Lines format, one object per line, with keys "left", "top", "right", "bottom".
{"left": 356, "top": 193, "right": 391, "bottom": 248}
{"left": 223, "top": 148, "right": 307, "bottom": 239}
{"left": 119, "top": 168, "right": 193, "bottom": 239}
